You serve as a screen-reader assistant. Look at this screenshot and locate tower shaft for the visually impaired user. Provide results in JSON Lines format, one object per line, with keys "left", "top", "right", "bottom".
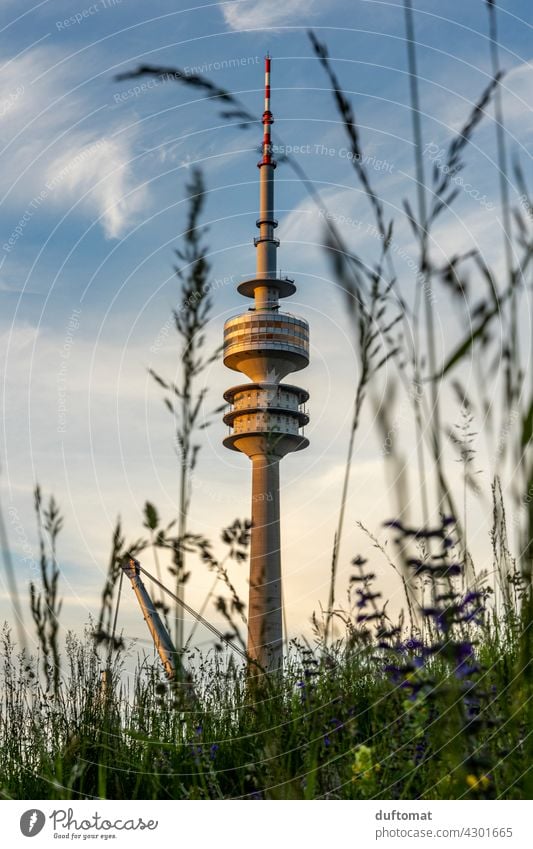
{"left": 248, "top": 455, "right": 282, "bottom": 668}
{"left": 256, "top": 165, "right": 276, "bottom": 283}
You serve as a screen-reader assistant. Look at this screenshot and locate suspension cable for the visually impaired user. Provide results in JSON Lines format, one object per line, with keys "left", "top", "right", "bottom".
{"left": 105, "top": 567, "right": 124, "bottom": 671}
{"left": 111, "top": 568, "right": 124, "bottom": 647}
{"left": 130, "top": 559, "right": 249, "bottom": 662}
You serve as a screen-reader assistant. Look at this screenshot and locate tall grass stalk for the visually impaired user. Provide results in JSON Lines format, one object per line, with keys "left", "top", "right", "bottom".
{"left": 148, "top": 168, "right": 222, "bottom": 652}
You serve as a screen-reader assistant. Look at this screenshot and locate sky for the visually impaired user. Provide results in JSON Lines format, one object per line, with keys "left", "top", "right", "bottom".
{"left": 0, "top": 0, "right": 532, "bottom": 667}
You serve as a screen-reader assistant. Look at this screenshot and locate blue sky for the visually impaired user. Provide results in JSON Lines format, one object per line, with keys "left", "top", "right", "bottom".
{"left": 0, "top": 0, "right": 532, "bottom": 660}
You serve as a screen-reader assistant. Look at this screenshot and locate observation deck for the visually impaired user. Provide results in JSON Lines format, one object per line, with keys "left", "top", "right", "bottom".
{"left": 223, "top": 382, "right": 309, "bottom": 457}
{"left": 223, "top": 310, "right": 309, "bottom": 382}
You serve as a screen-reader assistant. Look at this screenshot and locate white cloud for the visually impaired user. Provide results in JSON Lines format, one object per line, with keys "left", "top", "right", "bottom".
{"left": 0, "top": 46, "right": 148, "bottom": 239}
{"left": 0, "top": 321, "right": 39, "bottom": 361}
{"left": 428, "top": 58, "right": 533, "bottom": 153}
{"left": 221, "top": 0, "right": 317, "bottom": 31}
{"left": 0, "top": 47, "right": 82, "bottom": 194}
{"left": 500, "top": 59, "right": 533, "bottom": 146}
{"left": 282, "top": 186, "right": 366, "bottom": 250}
{"left": 46, "top": 133, "right": 148, "bottom": 239}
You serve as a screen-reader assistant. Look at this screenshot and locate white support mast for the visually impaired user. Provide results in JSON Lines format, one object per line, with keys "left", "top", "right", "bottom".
{"left": 121, "top": 557, "right": 177, "bottom": 679}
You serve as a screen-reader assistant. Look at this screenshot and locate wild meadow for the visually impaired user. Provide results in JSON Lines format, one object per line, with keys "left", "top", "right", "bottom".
{"left": 1, "top": 2, "right": 532, "bottom": 799}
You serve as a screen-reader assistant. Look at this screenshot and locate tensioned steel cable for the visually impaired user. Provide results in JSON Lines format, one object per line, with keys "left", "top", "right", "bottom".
{"left": 110, "top": 568, "right": 124, "bottom": 648}
{"left": 129, "top": 558, "right": 250, "bottom": 663}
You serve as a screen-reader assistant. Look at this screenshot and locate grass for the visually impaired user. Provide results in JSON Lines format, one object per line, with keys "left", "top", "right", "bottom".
{"left": 0, "top": 524, "right": 532, "bottom": 800}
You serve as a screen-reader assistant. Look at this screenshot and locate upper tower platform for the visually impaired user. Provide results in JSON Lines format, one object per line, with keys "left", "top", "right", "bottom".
{"left": 222, "top": 55, "right": 309, "bottom": 461}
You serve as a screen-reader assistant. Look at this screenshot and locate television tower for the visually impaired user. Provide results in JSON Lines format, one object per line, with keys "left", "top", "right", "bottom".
{"left": 222, "top": 56, "right": 310, "bottom": 672}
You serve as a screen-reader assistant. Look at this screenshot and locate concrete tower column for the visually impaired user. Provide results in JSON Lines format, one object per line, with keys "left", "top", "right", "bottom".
{"left": 248, "top": 453, "right": 282, "bottom": 670}
{"left": 256, "top": 165, "right": 276, "bottom": 279}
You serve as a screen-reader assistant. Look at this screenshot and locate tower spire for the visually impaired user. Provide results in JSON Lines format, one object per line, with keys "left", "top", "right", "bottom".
{"left": 261, "top": 54, "right": 273, "bottom": 166}
{"left": 255, "top": 54, "right": 279, "bottom": 292}
{"left": 222, "top": 57, "right": 310, "bottom": 673}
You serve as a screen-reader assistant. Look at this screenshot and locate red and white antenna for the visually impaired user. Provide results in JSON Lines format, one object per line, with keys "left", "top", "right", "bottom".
{"left": 261, "top": 53, "right": 274, "bottom": 166}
